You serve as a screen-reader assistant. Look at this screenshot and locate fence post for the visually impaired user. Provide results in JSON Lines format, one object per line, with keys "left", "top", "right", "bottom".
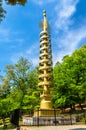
{"left": 37, "top": 109, "right": 39, "bottom": 126}
{"left": 84, "top": 111, "right": 86, "bottom": 124}
{"left": 70, "top": 112, "right": 72, "bottom": 125}
{"left": 54, "top": 108, "right": 57, "bottom": 126}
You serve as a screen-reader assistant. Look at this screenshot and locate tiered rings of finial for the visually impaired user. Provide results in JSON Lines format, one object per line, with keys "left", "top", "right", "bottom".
{"left": 38, "top": 30, "right": 53, "bottom": 92}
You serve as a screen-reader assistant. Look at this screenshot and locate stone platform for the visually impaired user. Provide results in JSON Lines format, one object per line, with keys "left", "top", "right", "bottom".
{"left": 23, "top": 116, "right": 76, "bottom": 126}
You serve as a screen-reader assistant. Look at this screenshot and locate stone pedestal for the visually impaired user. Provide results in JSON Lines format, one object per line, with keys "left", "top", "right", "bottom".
{"left": 40, "top": 92, "right": 52, "bottom": 109}
{"left": 34, "top": 109, "right": 55, "bottom": 117}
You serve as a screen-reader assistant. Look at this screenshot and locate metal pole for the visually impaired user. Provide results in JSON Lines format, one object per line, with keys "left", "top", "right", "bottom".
{"left": 37, "top": 109, "right": 39, "bottom": 126}
{"left": 54, "top": 108, "right": 57, "bottom": 126}
{"left": 70, "top": 112, "right": 72, "bottom": 125}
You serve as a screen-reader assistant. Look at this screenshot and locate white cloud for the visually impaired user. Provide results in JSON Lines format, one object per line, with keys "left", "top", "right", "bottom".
{"left": 0, "top": 28, "right": 10, "bottom": 42}
{"left": 31, "top": 0, "right": 55, "bottom": 5}
{"left": 10, "top": 52, "right": 24, "bottom": 64}
{"left": 51, "top": 0, "right": 86, "bottom": 65}
{"left": 31, "top": 57, "right": 39, "bottom": 66}
{"left": 0, "top": 28, "right": 10, "bottom": 37}
{"left": 0, "top": 27, "right": 24, "bottom": 44}
{"left": 54, "top": 0, "right": 79, "bottom": 31}
{"left": 27, "top": 0, "right": 86, "bottom": 66}
{"left": 26, "top": 43, "right": 39, "bottom": 66}
{"left": 10, "top": 43, "right": 39, "bottom": 66}
{"left": 26, "top": 44, "right": 38, "bottom": 55}
{"left": 53, "top": 25, "right": 86, "bottom": 64}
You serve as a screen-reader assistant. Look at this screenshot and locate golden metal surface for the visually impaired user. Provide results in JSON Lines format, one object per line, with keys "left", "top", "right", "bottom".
{"left": 38, "top": 10, "right": 53, "bottom": 112}
{"left": 40, "top": 10, "right": 49, "bottom": 32}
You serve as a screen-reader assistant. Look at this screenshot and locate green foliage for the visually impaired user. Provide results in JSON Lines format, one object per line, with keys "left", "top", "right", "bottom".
{"left": 0, "top": 0, "right": 6, "bottom": 22}
{"left": 0, "top": 57, "right": 39, "bottom": 121}
{"left": 5, "top": 57, "right": 31, "bottom": 92}
{"left": 0, "top": 0, "right": 27, "bottom": 22}
{"left": 53, "top": 45, "right": 86, "bottom": 109}
{"left": 5, "top": 0, "right": 27, "bottom": 5}
{"left": 21, "top": 67, "right": 40, "bottom": 112}
{"left": 0, "top": 45, "right": 86, "bottom": 120}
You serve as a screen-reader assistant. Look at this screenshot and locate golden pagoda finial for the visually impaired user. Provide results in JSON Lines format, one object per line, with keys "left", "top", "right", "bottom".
{"left": 43, "top": 10, "right": 46, "bottom": 17}
{"left": 43, "top": 10, "right": 48, "bottom": 31}
{"left": 40, "top": 10, "right": 49, "bottom": 32}
{"left": 38, "top": 10, "right": 53, "bottom": 110}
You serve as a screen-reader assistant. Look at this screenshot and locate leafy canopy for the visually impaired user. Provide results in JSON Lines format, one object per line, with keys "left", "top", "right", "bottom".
{"left": 53, "top": 45, "right": 86, "bottom": 109}
{"left": 0, "top": 0, "right": 27, "bottom": 22}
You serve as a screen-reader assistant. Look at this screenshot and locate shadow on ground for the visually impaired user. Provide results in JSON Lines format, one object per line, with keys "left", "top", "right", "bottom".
{"left": 70, "top": 128, "right": 86, "bottom": 130}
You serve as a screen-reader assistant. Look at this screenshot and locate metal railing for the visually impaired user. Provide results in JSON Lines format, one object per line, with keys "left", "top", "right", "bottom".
{"left": 22, "top": 109, "right": 86, "bottom": 126}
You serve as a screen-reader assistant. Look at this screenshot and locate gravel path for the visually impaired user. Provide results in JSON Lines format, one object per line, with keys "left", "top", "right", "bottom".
{"left": 20, "top": 125, "right": 86, "bottom": 130}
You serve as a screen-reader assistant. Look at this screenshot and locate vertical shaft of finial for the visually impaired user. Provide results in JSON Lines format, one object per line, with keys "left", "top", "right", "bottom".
{"left": 43, "top": 10, "right": 48, "bottom": 31}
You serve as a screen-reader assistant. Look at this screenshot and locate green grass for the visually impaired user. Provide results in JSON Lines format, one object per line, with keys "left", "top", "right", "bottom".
{"left": 0, "top": 124, "right": 16, "bottom": 130}
{"left": 0, "top": 118, "right": 16, "bottom": 130}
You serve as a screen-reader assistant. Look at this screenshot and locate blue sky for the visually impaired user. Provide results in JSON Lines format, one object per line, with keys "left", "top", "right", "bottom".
{"left": 0, "top": 0, "right": 86, "bottom": 72}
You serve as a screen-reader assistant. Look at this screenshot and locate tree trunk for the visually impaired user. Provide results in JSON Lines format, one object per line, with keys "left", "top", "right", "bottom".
{"left": 2, "top": 116, "right": 7, "bottom": 128}
{"left": 10, "top": 109, "right": 20, "bottom": 127}
{"left": 79, "top": 103, "right": 83, "bottom": 111}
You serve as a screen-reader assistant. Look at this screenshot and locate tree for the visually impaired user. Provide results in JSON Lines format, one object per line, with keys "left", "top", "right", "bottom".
{"left": 0, "top": 77, "right": 12, "bottom": 127}
{"left": 4, "top": 57, "right": 31, "bottom": 126}
{"left": 53, "top": 57, "right": 76, "bottom": 109}
{"left": 3, "top": 57, "right": 40, "bottom": 126}
{"left": 0, "top": 57, "right": 40, "bottom": 127}
{"left": 21, "top": 67, "right": 40, "bottom": 113}
{"left": 0, "top": 0, "right": 27, "bottom": 22}
{"left": 0, "top": 0, "right": 6, "bottom": 22}
{"left": 53, "top": 45, "right": 86, "bottom": 110}
{"left": 71, "top": 45, "right": 86, "bottom": 106}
